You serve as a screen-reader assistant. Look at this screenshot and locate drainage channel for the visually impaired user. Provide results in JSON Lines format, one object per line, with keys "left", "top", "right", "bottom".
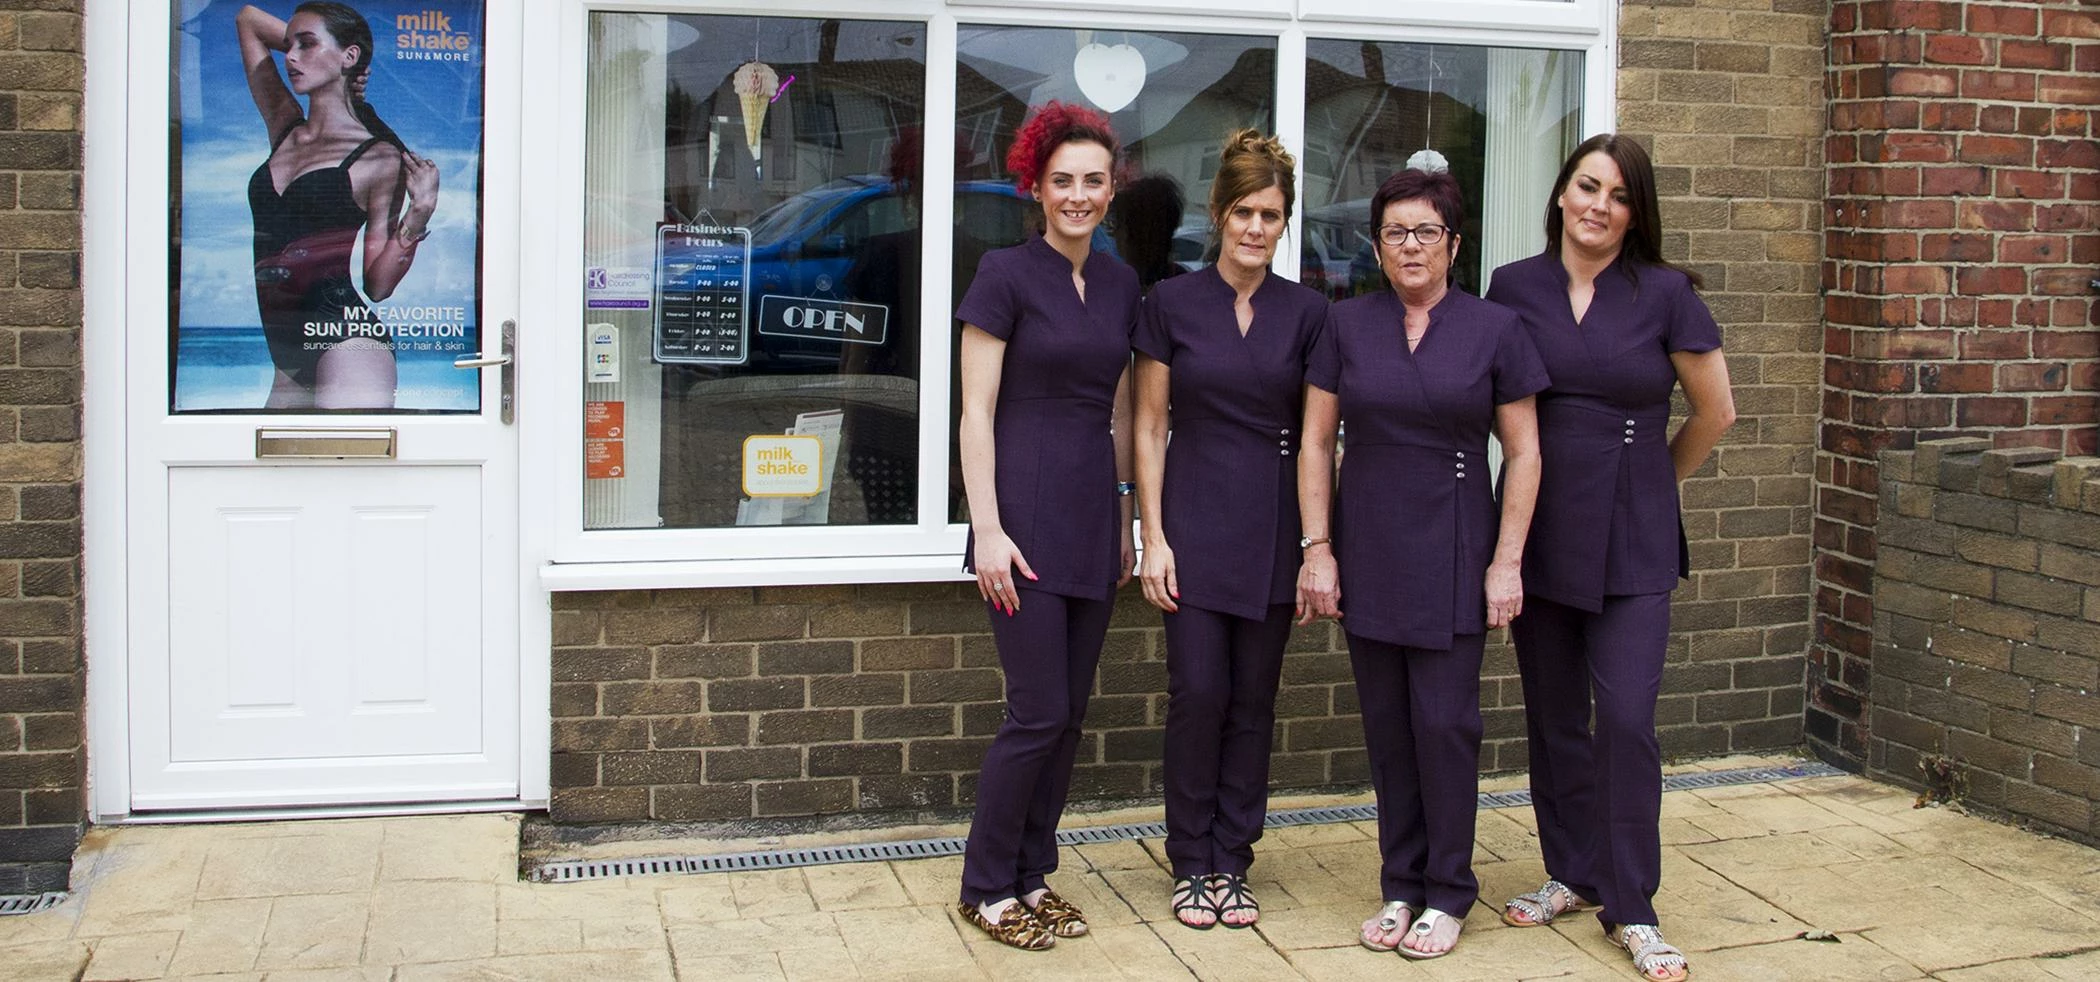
{"left": 529, "top": 759, "right": 1844, "bottom": 884}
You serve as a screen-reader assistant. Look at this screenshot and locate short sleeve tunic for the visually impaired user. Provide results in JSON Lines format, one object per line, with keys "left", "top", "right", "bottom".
{"left": 1305, "top": 289, "right": 1550, "bottom": 649}
{"left": 1132, "top": 267, "right": 1328, "bottom": 621}
{"left": 1485, "top": 253, "right": 1722, "bottom": 611}
{"left": 956, "top": 235, "right": 1141, "bottom": 601}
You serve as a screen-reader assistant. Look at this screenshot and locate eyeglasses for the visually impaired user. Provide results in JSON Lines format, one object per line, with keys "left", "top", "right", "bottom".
{"left": 1377, "top": 223, "right": 1449, "bottom": 247}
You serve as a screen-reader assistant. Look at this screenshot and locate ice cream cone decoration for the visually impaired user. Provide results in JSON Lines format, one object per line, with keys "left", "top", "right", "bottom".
{"left": 733, "top": 61, "right": 779, "bottom": 163}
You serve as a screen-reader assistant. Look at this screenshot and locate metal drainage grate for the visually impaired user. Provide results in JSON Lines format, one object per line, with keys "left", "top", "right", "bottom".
{"left": 531, "top": 759, "right": 1847, "bottom": 884}
{"left": 0, "top": 892, "right": 67, "bottom": 917}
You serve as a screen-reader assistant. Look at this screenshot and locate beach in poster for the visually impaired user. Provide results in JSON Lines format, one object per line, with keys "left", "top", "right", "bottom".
{"left": 172, "top": 0, "right": 484, "bottom": 413}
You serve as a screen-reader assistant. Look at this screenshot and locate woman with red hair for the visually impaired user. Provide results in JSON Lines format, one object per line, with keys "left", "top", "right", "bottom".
{"left": 954, "top": 102, "right": 1139, "bottom": 951}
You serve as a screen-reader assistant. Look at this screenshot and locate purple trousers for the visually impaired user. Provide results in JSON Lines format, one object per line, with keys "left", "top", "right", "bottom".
{"left": 1161, "top": 603, "right": 1292, "bottom": 878}
{"left": 1347, "top": 631, "right": 1485, "bottom": 916}
{"left": 959, "top": 588, "right": 1114, "bottom": 905}
{"left": 1510, "top": 592, "right": 1670, "bottom": 927}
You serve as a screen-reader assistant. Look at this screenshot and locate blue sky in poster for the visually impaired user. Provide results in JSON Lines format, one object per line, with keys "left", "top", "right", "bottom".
{"left": 174, "top": 0, "right": 485, "bottom": 410}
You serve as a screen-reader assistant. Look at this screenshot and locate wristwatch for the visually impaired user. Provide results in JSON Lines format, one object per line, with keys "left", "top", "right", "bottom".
{"left": 1299, "top": 535, "right": 1330, "bottom": 549}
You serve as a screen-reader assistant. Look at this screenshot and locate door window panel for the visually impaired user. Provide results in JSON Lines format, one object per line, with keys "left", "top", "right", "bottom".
{"left": 582, "top": 13, "right": 927, "bottom": 530}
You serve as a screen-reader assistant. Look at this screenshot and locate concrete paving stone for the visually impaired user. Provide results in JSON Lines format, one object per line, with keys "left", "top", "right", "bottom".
{"left": 0, "top": 940, "right": 93, "bottom": 981}
{"left": 964, "top": 932, "right": 1125, "bottom": 982}
{"left": 1072, "top": 839, "right": 1159, "bottom": 873}
{"left": 164, "top": 974, "right": 266, "bottom": 981}
{"left": 1408, "top": 912, "right": 1615, "bottom": 982}
{"left": 1648, "top": 848, "right": 1810, "bottom": 951}
{"left": 666, "top": 952, "right": 789, "bottom": 981}
{"left": 1805, "top": 823, "right": 1913, "bottom": 862}
{"left": 362, "top": 882, "right": 499, "bottom": 965}
{"left": 1473, "top": 810, "right": 1541, "bottom": 863}
{"left": 1157, "top": 923, "right": 1302, "bottom": 982}
{"left": 727, "top": 869, "right": 819, "bottom": 918}
{"left": 655, "top": 878, "right": 744, "bottom": 924}
{"left": 836, "top": 905, "right": 977, "bottom": 977}
{"left": 1936, "top": 948, "right": 2100, "bottom": 981}
{"left": 774, "top": 937, "right": 860, "bottom": 982}
{"left": 497, "top": 879, "right": 658, "bottom": 923}
{"left": 1473, "top": 859, "right": 1552, "bottom": 920}
{"left": 252, "top": 967, "right": 395, "bottom": 981}
{"left": 886, "top": 855, "right": 965, "bottom": 907}
{"left": 0, "top": 895, "right": 85, "bottom": 947}
{"left": 1241, "top": 873, "right": 1312, "bottom": 913}
{"left": 1862, "top": 896, "right": 2100, "bottom": 972}
{"left": 196, "top": 834, "right": 380, "bottom": 900}
{"left": 1249, "top": 901, "right": 1378, "bottom": 952}
{"left": 72, "top": 843, "right": 209, "bottom": 937}
{"left": 2022, "top": 866, "right": 2100, "bottom": 916}
{"left": 1657, "top": 816, "right": 1722, "bottom": 846}
{"left": 1833, "top": 855, "right": 2041, "bottom": 907}
{"left": 1086, "top": 923, "right": 1204, "bottom": 979}
{"left": 83, "top": 930, "right": 182, "bottom": 981}
{"left": 377, "top": 814, "right": 520, "bottom": 884}
{"left": 495, "top": 918, "right": 582, "bottom": 955}
{"left": 255, "top": 893, "right": 369, "bottom": 970}
{"left": 391, "top": 948, "right": 676, "bottom": 981}
{"left": 1678, "top": 829, "right": 1873, "bottom": 878}
{"left": 664, "top": 911, "right": 841, "bottom": 960}
{"left": 803, "top": 861, "right": 912, "bottom": 912}
{"left": 1691, "top": 783, "right": 1866, "bottom": 835}
{"left": 165, "top": 898, "right": 273, "bottom": 976}
{"left": 579, "top": 916, "right": 665, "bottom": 950}
{"left": 1266, "top": 823, "right": 1370, "bottom": 850}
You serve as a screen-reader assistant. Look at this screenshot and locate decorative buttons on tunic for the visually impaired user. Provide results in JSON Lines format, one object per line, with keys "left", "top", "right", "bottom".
{"left": 1280, "top": 428, "right": 1291, "bottom": 435}
{"left": 1455, "top": 451, "right": 1465, "bottom": 459}
{"left": 1280, "top": 449, "right": 1291, "bottom": 456}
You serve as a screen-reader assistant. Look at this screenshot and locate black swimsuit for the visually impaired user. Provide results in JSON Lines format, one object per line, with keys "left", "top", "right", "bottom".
{"left": 248, "top": 123, "right": 386, "bottom": 384}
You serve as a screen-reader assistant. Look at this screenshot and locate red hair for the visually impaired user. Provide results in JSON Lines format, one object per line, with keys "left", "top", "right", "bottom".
{"left": 1005, "top": 101, "right": 1121, "bottom": 196}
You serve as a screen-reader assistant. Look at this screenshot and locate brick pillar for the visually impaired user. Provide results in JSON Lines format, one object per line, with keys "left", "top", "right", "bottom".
{"left": 0, "top": 2, "right": 86, "bottom": 893}
{"left": 1815, "top": 0, "right": 2100, "bottom": 764}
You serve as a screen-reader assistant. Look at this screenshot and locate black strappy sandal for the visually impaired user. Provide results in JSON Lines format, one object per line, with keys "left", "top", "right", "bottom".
{"left": 1171, "top": 874, "right": 1218, "bottom": 929}
{"left": 1211, "top": 873, "right": 1258, "bottom": 928}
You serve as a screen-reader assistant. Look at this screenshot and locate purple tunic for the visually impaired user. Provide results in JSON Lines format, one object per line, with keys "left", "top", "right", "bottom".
{"left": 956, "top": 235, "right": 1140, "bottom": 601}
{"left": 1485, "top": 253, "right": 1723, "bottom": 610}
{"left": 1306, "top": 288, "right": 1549, "bottom": 649}
{"left": 1133, "top": 268, "right": 1328, "bottom": 620}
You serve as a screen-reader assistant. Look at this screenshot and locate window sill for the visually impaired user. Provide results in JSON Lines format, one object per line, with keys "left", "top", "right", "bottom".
{"left": 540, "top": 553, "right": 972, "bottom": 592}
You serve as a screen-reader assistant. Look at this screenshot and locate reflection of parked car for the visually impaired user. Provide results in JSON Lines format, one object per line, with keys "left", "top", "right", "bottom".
{"left": 1300, "top": 199, "right": 1377, "bottom": 300}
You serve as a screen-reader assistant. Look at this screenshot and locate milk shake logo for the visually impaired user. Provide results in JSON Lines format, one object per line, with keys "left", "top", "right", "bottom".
{"left": 395, "top": 8, "right": 473, "bottom": 61}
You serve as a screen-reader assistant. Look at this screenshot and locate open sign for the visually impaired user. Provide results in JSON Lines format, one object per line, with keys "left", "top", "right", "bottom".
{"left": 757, "top": 295, "right": 889, "bottom": 346}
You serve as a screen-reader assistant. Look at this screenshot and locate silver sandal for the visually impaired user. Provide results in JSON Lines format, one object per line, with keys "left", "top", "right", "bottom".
{"left": 1612, "top": 923, "right": 1690, "bottom": 981}
{"left": 1358, "top": 900, "right": 1411, "bottom": 951}
{"left": 1502, "top": 878, "right": 1597, "bottom": 927}
{"left": 1398, "top": 907, "right": 1462, "bottom": 960}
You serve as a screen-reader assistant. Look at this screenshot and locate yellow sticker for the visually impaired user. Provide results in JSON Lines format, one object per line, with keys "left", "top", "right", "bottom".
{"left": 742, "top": 434, "right": 823, "bottom": 497}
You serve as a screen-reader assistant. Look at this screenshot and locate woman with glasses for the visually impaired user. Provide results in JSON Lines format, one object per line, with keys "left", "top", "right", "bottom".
{"left": 1485, "top": 134, "right": 1734, "bottom": 982}
{"left": 1297, "top": 167, "right": 1547, "bottom": 960}
{"left": 1132, "top": 130, "right": 1327, "bottom": 930}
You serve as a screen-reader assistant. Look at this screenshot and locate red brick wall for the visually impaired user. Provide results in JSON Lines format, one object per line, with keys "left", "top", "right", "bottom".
{"left": 1814, "top": 0, "right": 2100, "bottom": 762}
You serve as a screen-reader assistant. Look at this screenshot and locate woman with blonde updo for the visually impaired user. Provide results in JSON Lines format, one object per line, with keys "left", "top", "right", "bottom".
{"left": 1133, "top": 129, "right": 1329, "bottom": 930}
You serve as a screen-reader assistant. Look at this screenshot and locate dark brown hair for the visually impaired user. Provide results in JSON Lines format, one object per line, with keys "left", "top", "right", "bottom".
{"left": 1545, "top": 133, "right": 1703, "bottom": 290}
{"left": 1370, "top": 168, "right": 1464, "bottom": 257}
{"left": 1208, "top": 129, "right": 1296, "bottom": 228}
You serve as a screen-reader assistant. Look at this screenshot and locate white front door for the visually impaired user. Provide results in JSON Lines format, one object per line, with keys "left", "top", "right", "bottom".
{"left": 119, "top": 3, "right": 522, "bottom": 812}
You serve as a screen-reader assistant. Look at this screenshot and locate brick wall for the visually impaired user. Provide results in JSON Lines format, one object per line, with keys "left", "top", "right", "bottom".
{"left": 1814, "top": 0, "right": 2100, "bottom": 765}
{"left": 0, "top": 1, "right": 85, "bottom": 894}
{"left": 546, "top": 0, "right": 1832, "bottom": 826}
{"left": 1871, "top": 438, "right": 2100, "bottom": 843}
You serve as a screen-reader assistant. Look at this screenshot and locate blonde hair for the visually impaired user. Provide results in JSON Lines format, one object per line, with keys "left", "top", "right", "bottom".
{"left": 1208, "top": 129, "right": 1297, "bottom": 229}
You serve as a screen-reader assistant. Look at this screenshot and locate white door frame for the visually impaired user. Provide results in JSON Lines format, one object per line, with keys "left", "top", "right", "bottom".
{"left": 81, "top": 0, "right": 550, "bottom": 821}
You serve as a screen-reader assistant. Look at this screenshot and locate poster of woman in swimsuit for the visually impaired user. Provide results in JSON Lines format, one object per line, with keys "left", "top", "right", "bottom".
{"left": 171, "top": 1, "right": 484, "bottom": 413}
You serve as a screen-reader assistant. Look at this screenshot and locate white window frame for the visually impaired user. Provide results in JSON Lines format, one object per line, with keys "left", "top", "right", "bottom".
{"left": 533, "top": 0, "right": 1613, "bottom": 590}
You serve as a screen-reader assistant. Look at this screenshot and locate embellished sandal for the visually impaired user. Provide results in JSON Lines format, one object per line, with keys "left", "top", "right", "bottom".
{"left": 1171, "top": 874, "right": 1217, "bottom": 930}
{"left": 1025, "top": 889, "right": 1089, "bottom": 938}
{"left": 1399, "top": 907, "right": 1462, "bottom": 960}
{"left": 1502, "top": 878, "right": 1598, "bottom": 927}
{"left": 958, "top": 900, "right": 1056, "bottom": 951}
{"left": 1359, "top": 900, "right": 1413, "bottom": 951}
{"left": 1211, "top": 873, "right": 1258, "bottom": 928}
{"left": 1610, "top": 923, "right": 1690, "bottom": 982}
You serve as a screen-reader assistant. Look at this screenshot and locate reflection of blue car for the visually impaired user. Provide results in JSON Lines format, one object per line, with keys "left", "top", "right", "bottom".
{"left": 738, "top": 177, "right": 1032, "bottom": 369}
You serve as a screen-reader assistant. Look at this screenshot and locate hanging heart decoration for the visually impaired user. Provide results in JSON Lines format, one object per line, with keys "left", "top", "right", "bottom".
{"left": 1073, "top": 42, "right": 1146, "bottom": 113}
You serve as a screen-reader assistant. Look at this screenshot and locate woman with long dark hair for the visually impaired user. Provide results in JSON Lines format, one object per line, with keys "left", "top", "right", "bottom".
{"left": 237, "top": 3, "right": 440, "bottom": 408}
{"left": 1486, "top": 133, "right": 1735, "bottom": 982}
{"left": 953, "top": 102, "right": 1139, "bottom": 952}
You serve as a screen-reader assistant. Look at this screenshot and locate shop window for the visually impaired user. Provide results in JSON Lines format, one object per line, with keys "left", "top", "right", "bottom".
{"left": 581, "top": 13, "right": 928, "bottom": 531}
{"left": 944, "top": 25, "right": 1279, "bottom": 521}
{"left": 1301, "top": 41, "right": 1583, "bottom": 301}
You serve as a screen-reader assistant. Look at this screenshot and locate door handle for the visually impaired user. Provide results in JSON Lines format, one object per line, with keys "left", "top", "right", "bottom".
{"left": 453, "top": 319, "right": 517, "bottom": 424}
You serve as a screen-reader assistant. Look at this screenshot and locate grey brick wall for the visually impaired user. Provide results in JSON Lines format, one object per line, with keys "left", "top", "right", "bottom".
{"left": 1871, "top": 438, "right": 2100, "bottom": 843}
{"left": 0, "top": 0, "right": 85, "bottom": 894}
